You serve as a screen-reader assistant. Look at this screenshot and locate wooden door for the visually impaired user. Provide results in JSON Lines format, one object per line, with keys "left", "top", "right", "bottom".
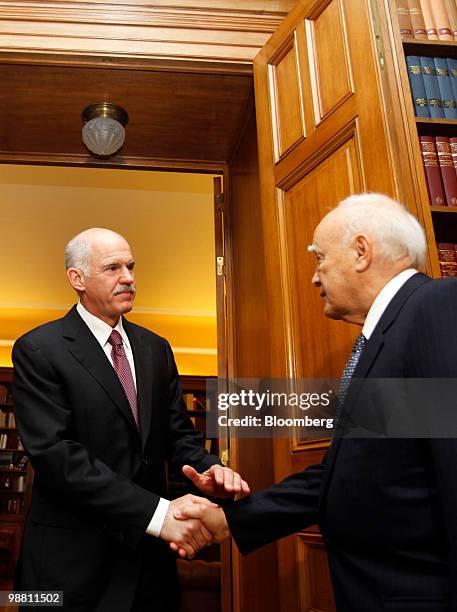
{"left": 253, "top": 0, "right": 398, "bottom": 609}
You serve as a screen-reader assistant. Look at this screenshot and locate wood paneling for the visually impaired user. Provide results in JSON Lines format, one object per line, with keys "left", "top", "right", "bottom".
{"left": 0, "top": 60, "right": 253, "bottom": 164}
{"left": 226, "top": 109, "right": 279, "bottom": 612}
{"left": 297, "top": 533, "right": 336, "bottom": 612}
{"left": 307, "top": 0, "right": 353, "bottom": 123}
{"left": 253, "top": 0, "right": 401, "bottom": 609}
{"left": 0, "top": 0, "right": 296, "bottom": 63}
{"left": 269, "top": 37, "right": 305, "bottom": 159}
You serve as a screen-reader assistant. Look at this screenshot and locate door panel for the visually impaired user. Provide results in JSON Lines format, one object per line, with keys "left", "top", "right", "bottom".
{"left": 253, "top": 0, "right": 397, "bottom": 609}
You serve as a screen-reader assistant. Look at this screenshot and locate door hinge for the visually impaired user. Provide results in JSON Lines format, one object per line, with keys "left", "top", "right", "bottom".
{"left": 215, "top": 192, "right": 224, "bottom": 212}
{"left": 216, "top": 256, "right": 225, "bottom": 276}
{"left": 220, "top": 449, "right": 229, "bottom": 466}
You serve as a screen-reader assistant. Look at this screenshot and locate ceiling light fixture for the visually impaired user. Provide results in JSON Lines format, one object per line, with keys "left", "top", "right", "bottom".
{"left": 81, "top": 102, "right": 129, "bottom": 157}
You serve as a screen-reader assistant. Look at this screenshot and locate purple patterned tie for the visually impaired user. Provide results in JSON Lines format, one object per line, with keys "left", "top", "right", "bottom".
{"left": 108, "top": 330, "right": 140, "bottom": 430}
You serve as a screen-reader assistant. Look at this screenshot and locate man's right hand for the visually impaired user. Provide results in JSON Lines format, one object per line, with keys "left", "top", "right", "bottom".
{"left": 159, "top": 494, "right": 218, "bottom": 559}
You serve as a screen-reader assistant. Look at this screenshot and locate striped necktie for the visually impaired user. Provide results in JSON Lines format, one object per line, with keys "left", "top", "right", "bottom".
{"left": 108, "top": 330, "right": 140, "bottom": 430}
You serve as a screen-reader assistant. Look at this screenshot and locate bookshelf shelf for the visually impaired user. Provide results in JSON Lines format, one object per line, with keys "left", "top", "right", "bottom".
{"left": 416, "top": 118, "right": 457, "bottom": 125}
{"left": 403, "top": 40, "right": 457, "bottom": 58}
{"left": 431, "top": 206, "right": 457, "bottom": 213}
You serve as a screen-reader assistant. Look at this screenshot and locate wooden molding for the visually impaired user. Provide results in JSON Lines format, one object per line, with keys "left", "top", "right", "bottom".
{"left": 0, "top": 0, "right": 296, "bottom": 63}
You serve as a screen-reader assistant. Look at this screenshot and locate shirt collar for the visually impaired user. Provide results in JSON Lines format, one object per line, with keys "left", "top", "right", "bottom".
{"left": 76, "top": 302, "right": 131, "bottom": 350}
{"left": 362, "top": 269, "right": 417, "bottom": 340}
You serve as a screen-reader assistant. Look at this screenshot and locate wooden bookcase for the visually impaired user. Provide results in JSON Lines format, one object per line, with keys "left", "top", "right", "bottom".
{"left": 0, "top": 367, "right": 32, "bottom": 579}
{"left": 389, "top": 5, "right": 457, "bottom": 269}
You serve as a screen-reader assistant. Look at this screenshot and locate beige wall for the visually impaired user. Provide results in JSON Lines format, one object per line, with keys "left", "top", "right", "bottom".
{"left": 0, "top": 165, "right": 217, "bottom": 374}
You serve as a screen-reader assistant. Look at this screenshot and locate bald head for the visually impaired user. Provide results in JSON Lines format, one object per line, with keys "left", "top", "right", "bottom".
{"left": 319, "top": 193, "right": 427, "bottom": 269}
{"left": 64, "top": 228, "right": 130, "bottom": 276}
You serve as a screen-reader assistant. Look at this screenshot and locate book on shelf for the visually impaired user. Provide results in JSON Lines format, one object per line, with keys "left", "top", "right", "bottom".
{"left": 437, "top": 242, "right": 457, "bottom": 276}
{"left": 0, "top": 385, "right": 8, "bottom": 405}
{"left": 434, "top": 58, "right": 457, "bottom": 119}
{"left": 450, "top": 137, "right": 457, "bottom": 171}
{"left": 436, "top": 136, "right": 457, "bottom": 206}
{"left": 420, "top": 135, "right": 446, "bottom": 205}
{"left": 419, "top": 0, "right": 438, "bottom": 40}
{"left": 406, "top": 56, "right": 430, "bottom": 117}
{"left": 397, "top": 0, "right": 414, "bottom": 37}
{"left": 430, "top": 0, "right": 454, "bottom": 40}
{"left": 408, "top": 0, "right": 427, "bottom": 39}
{"left": 444, "top": 0, "right": 457, "bottom": 39}
{"left": 420, "top": 57, "right": 445, "bottom": 119}
{"left": 0, "top": 452, "right": 13, "bottom": 468}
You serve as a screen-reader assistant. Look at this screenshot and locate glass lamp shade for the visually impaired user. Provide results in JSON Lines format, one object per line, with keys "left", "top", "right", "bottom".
{"left": 82, "top": 116, "right": 125, "bottom": 156}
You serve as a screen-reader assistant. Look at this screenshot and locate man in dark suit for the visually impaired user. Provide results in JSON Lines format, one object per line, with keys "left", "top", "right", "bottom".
{"left": 12, "top": 227, "right": 249, "bottom": 611}
{"left": 175, "top": 193, "right": 457, "bottom": 611}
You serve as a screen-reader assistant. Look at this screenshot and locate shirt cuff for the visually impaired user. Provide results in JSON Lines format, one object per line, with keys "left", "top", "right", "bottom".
{"left": 146, "top": 498, "right": 170, "bottom": 537}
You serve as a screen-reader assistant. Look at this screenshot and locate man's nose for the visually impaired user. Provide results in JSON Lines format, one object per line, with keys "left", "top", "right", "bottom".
{"left": 121, "top": 267, "right": 134, "bottom": 283}
{"left": 311, "top": 271, "right": 320, "bottom": 286}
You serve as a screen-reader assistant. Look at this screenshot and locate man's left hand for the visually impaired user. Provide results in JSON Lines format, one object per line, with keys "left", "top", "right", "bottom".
{"left": 182, "top": 464, "right": 250, "bottom": 498}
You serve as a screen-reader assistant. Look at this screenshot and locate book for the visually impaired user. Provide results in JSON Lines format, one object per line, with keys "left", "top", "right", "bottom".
{"left": 435, "top": 136, "right": 457, "bottom": 206}
{"left": 430, "top": 0, "right": 453, "bottom": 40}
{"left": 446, "top": 58, "right": 457, "bottom": 109}
{"left": 420, "top": 0, "right": 439, "bottom": 39}
{"left": 437, "top": 242, "right": 457, "bottom": 262}
{"left": 420, "top": 57, "right": 445, "bottom": 118}
{"left": 396, "top": 0, "right": 414, "bottom": 37}
{"left": 406, "top": 56, "right": 430, "bottom": 117}
{"left": 0, "top": 386, "right": 7, "bottom": 404}
{"left": 420, "top": 136, "right": 446, "bottom": 205}
{"left": 408, "top": 0, "right": 427, "bottom": 38}
{"left": 450, "top": 137, "right": 457, "bottom": 172}
{"left": 444, "top": 0, "right": 457, "bottom": 39}
{"left": 434, "top": 57, "right": 457, "bottom": 119}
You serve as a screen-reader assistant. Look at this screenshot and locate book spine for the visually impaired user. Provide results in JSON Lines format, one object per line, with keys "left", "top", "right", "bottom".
{"left": 420, "top": 136, "right": 446, "bottom": 206}
{"left": 408, "top": 0, "right": 428, "bottom": 38}
{"left": 420, "top": 0, "right": 439, "bottom": 39}
{"left": 436, "top": 136, "right": 457, "bottom": 206}
{"left": 430, "top": 0, "right": 454, "bottom": 40}
{"left": 420, "top": 57, "right": 445, "bottom": 118}
{"left": 450, "top": 137, "right": 457, "bottom": 172}
{"left": 437, "top": 242, "right": 457, "bottom": 262}
{"left": 444, "top": 0, "right": 457, "bottom": 38}
{"left": 406, "top": 56, "right": 430, "bottom": 117}
{"left": 396, "top": 0, "right": 414, "bottom": 36}
{"left": 446, "top": 58, "right": 457, "bottom": 108}
{"left": 434, "top": 57, "right": 457, "bottom": 119}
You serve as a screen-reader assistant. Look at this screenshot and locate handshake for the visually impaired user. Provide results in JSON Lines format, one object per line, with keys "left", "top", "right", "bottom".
{"left": 159, "top": 463, "right": 250, "bottom": 559}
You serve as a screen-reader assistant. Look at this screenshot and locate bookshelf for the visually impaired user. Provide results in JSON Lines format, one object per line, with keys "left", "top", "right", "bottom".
{"left": 0, "top": 367, "right": 32, "bottom": 579}
{"left": 394, "top": 6, "right": 457, "bottom": 277}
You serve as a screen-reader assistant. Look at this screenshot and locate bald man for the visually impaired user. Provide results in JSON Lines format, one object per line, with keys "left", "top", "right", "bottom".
{"left": 12, "top": 228, "right": 248, "bottom": 611}
{"left": 177, "top": 194, "right": 457, "bottom": 611}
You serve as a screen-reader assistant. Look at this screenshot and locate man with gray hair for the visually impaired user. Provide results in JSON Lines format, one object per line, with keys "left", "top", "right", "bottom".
{"left": 177, "top": 194, "right": 457, "bottom": 611}
{"left": 12, "top": 227, "right": 249, "bottom": 611}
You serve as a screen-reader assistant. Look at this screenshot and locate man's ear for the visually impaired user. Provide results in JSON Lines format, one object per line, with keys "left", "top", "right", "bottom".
{"left": 67, "top": 268, "right": 85, "bottom": 292}
{"left": 354, "top": 234, "right": 372, "bottom": 272}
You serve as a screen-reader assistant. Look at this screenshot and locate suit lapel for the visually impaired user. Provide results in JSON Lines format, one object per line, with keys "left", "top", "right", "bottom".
{"left": 123, "top": 319, "right": 153, "bottom": 451}
{"left": 319, "top": 273, "right": 431, "bottom": 509}
{"left": 62, "top": 306, "right": 139, "bottom": 437}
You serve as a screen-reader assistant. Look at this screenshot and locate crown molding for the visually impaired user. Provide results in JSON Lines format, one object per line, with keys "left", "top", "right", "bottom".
{"left": 0, "top": 1, "right": 295, "bottom": 62}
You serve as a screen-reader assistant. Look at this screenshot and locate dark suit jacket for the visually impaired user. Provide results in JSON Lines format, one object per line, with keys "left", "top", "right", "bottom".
{"left": 12, "top": 306, "right": 219, "bottom": 611}
{"left": 224, "top": 273, "right": 457, "bottom": 612}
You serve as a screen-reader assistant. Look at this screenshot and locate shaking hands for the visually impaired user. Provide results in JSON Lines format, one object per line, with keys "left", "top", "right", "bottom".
{"left": 161, "top": 464, "right": 250, "bottom": 558}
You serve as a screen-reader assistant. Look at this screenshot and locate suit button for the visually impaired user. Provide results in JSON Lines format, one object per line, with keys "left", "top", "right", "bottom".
{"left": 141, "top": 457, "right": 150, "bottom": 466}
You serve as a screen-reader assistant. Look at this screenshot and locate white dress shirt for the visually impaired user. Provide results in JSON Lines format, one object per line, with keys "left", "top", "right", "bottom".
{"left": 362, "top": 269, "right": 418, "bottom": 339}
{"left": 76, "top": 302, "right": 169, "bottom": 537}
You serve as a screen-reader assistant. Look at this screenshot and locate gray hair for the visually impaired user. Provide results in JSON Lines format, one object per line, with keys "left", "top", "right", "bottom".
{"left": 64, "top": 237, "right": 92, "bottom": 275}
{"left": 336, "top": 193, "right": 427, "bottom": 268}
